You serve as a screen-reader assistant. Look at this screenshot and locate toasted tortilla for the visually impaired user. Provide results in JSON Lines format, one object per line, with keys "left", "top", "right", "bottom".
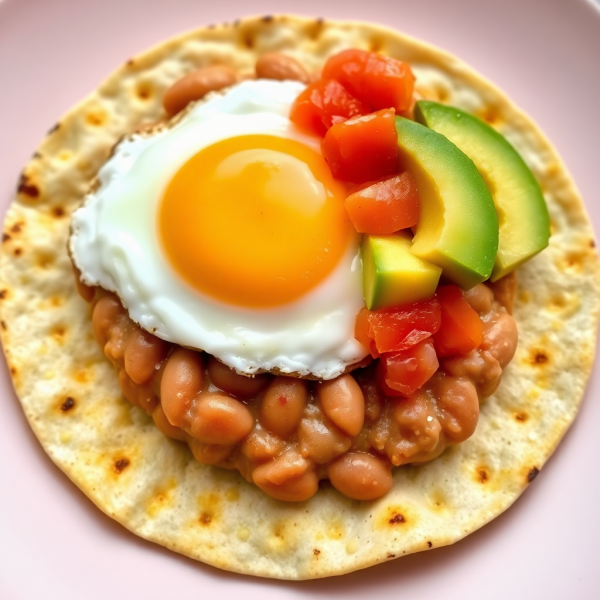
{"left": 0, "top": 15, "right": 598, "bottom": 580}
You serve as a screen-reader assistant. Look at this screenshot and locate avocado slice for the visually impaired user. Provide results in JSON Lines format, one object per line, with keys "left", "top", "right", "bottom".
{"left": 415, "top": 100, "right": 550, "bottom": 281}
{"left": 395, "top": 117, "right": 499, "bottom": 289}
{"left": 362, "top": 231, "right": 442, "bottom": 310}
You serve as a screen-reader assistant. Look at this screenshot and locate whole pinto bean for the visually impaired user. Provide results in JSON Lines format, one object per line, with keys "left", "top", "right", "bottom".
{"left": 258, "top": 376, "right": 308, "bottom": 438}
{"left": 160, "top": 348, "right": 204, "bottom": 428}
{"left": 91, "top": 293, "right": 124, "bottom": 347}
{"left": 240, "top": 428, "right": 286, "bottom": 463}
{"left": 163, "top": 65, "right": 238, "bottom": 117}
{"left": 255, "top": 53, "right": 310, "bottom": 83}
{"left": 463, "top": 283, "right": 494, "bottom": 314}
{"left": 190, "top": 392, "right": 253, "bottom": 446}
{"left": 328, "top": 452, "right": 393, "bottom": 501}
{"left": 482, "top": 311, "right": 518, "bottom": 368}
{"left": 252, "top": 450, "right": 318, "bottom": 502}
{"left": 207, "top": 356, "right": 269, "bottom": 399}
{"left": 124, "top": 328, "right": 168, "bottom": 385}
{"left": 435, "top": 376, "right": 479, "bottom": 443}
{"left": 317, "top": 374, "right": 365, "bottom": 436}
{"left": 298, "top": 411, "right": 351, "bottom": 464}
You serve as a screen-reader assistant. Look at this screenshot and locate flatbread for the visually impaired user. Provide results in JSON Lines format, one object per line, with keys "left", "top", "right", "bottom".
{"left": 0, "top": 15, "right": 598, "bottom": 580}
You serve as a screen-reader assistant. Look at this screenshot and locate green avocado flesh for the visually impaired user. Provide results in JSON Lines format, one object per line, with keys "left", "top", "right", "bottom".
{"left": 414, "top": 100, "right": 550, "bottom": 281}
{"left": 362, "top": 232, "right": 442, "bottom": 310}
{"left": 395, "top": 117, "right": 499, "bottom": 289}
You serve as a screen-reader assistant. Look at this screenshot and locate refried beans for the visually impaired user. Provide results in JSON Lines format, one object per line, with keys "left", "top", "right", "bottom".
{"left": 75, "top": 271, "right": 518, "bottom": 502}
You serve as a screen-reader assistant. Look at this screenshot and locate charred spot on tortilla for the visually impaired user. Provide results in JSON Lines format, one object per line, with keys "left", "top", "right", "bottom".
{"left": 60, "top": 396, "right": 76, "bottom": 412}
{"left": 476, "top": 467, "right": 490, "bottom": 484}
{"left": 17, "top": 173, "right": 39, "bottom": 199}
{"left": 527, "top": 467, "right": 540, "bottom": 483}
{"left": 389, "top": 513, "right": 406, "bottom": 525}
{"left": 113, "top": 458, "right": 130, "bottom": 474}
{"left": 532, "top": 350, "right": 549, "bottom": 365}
{"left": 199, "top": 513, "right": 212, "bottom": 525}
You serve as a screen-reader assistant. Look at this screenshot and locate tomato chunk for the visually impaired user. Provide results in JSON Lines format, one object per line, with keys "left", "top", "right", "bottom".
{"left": 354, "top": 307, "right": 373, "bottom": 349}
{"left": 355, "top": 297, "right": 441, "bottom": 358}
{"left": 290, "top": 79, "right": 370, "bottom": 136}
{"left": 377, "top": 339, "right": 439, "bottom": 397}
{"left": 322, "top": 109, "right": 398, "bottom": 183}
{"left": 344, "top": 172, "right": 420, "bottom": 234}
{"left": 433, "top": 286, "right": 483, "bottom": 357}
{"left": 322, "top": 49, "right": 415, "bottom": 113}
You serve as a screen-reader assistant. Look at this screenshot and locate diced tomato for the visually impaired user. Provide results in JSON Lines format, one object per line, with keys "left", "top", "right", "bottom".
{"left": 433, "top": 286, "right": 483, "bottom": 357}
{"left": 322, "top": 49, "right": 415, "bottom": 113}
{"left": 377, "top": 339, "right": 439, "bottom": 397}
{"left": 289, "top": 79, "right": 370, "bottom": 136}
{"left": 376, "top": 369, "right": 405, "bottom": 397}
{"left": 354, "top": 307, "right": 373, "bottom": 349}
{"left": 344, "top": 172, "right": 420, "bottom": 234}
{"left": 366, "top": 297, "right": 441, "bottom": 356}
{"left": 322, "top": 109, "right": 398, "bottom": 183}
{"left": 354, "top": 297, "right": 441, "bottom": 359}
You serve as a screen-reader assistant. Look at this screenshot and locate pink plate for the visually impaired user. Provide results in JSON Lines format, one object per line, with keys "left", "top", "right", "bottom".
{"left": 1, "top": 0, "right": 599, "bottom": 598}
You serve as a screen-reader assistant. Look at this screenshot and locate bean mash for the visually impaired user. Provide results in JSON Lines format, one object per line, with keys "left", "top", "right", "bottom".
{"left": 79, "top": 273, "right": 517, "bottom": 502}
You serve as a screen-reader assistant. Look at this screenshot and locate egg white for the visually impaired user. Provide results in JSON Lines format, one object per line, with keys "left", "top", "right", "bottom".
{"left": 70, "top": 80, "right": 368, "bottom": 379}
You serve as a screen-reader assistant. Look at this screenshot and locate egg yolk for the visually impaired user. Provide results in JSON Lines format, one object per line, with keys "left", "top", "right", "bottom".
{"left": 159, "top": 135, "right": 354, "bottom": 308}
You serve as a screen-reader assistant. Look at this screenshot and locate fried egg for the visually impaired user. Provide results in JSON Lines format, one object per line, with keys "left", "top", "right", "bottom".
{"left": 69, "top": 80, "right": 368, "bottom": 379}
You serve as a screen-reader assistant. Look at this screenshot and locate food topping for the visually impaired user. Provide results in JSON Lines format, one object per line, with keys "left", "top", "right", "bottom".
{"left": 356, "top": 297, "right": 441, "bottom": 356}
{"left": 344, "top": 172, "right": 419, "bottom": 234}
{"left": 361, "top": 232, "right": 442, "bottom": 310}
{"left": 322, "top": 48, "right": 415, "bottom": 113}
{"left": 322, "top": 108, "right": 399, "bottom": 183}
{"left": 395, "top": 116, "right": 498, "bottom": 289}
{"left": 290, "top": 79, "right": 370, "bottom": 136}
{"left": 377, "top": 339, "right": 439, "bottom": 397}
{"left": 415, "top": 100, "right": 550, "bottom": 281}
{"left": 70, "top": 80, "right": 367, "bottom": 380}
{"left": 433, "top": 285, "right": 484, "bottom": 357}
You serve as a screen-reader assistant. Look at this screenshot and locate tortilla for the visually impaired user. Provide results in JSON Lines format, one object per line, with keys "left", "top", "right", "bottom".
{"left": 0, "top": 15, "right": 598, "bottom": 580}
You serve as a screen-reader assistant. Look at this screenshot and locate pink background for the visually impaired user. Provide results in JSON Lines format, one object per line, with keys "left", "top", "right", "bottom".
{"left": 1, "top": 0, "right": 599, "bottom": 598}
